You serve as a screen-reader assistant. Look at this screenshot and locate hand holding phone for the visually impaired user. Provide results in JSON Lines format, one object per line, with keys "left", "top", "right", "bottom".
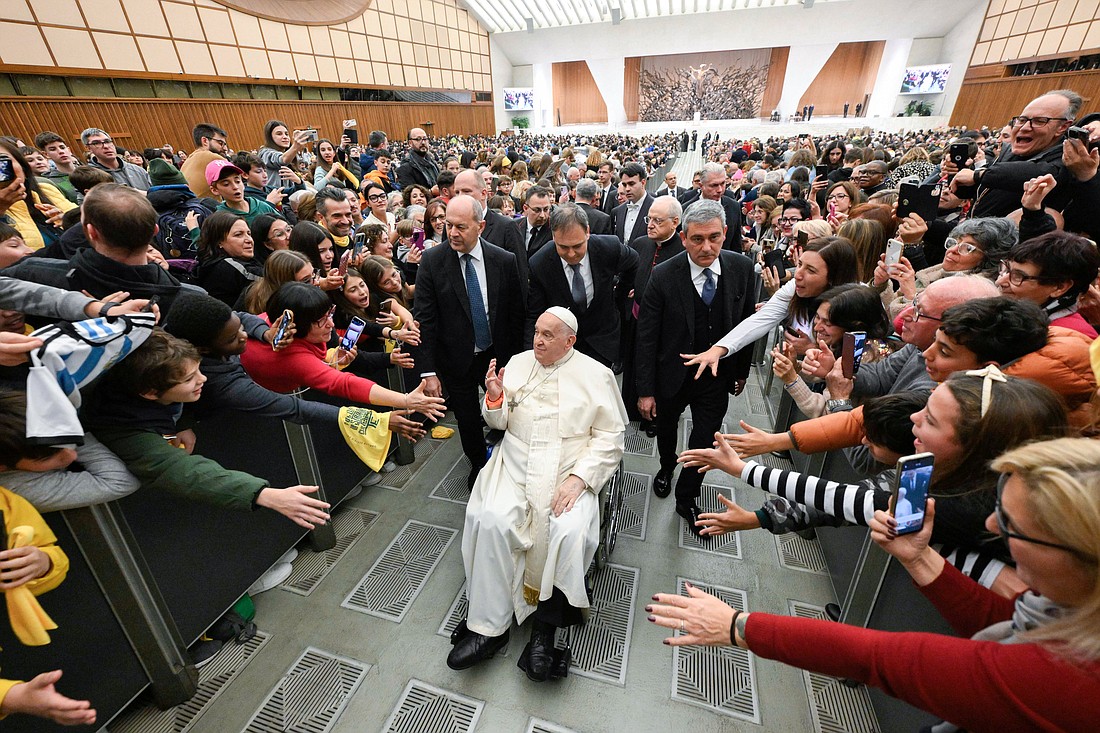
{"left": 338, "top": 249, "right": 352, "bottom": 277}
{"left": 890, "top": 453, "right": 934, "bottom": 534}
{"left": 841, "top": 330, "right": 867, "bottom": 379}
{"left": 341, "top": 316, "right": 366, "bottom": 351}
{"left": 272, "top": 309, "right": 293, "bottom": 350}
{"left": 885, "top": 238, "right": 905, "bottom": 267}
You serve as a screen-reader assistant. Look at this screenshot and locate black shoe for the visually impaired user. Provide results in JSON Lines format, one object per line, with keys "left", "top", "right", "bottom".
{"left": 446, "top": 627, "right": 509, "bottom": 670}
{"left": 611, "top": 361, "right": 623, "bottom": 375}
{"left": 824, "top": 603, "right": 842, "bottom": 622}
{"left": 643, "top": 420, "right": 658, "bottom": 438}
{"left": 450, "top": 619, "right": 469, "bottom": 645}
{"left": 676, "top": 502, "right": 706, "bottom": 538}
{"left": 517, "top": 622, "right": 558, "bottom": 682}
{"left": 653, "top": 468, "right": 673, "bottom": 499}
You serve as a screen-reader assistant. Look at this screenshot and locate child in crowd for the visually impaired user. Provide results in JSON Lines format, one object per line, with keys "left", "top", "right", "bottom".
{"left": 207, "top": 160, "right": 277, "bottom": 227}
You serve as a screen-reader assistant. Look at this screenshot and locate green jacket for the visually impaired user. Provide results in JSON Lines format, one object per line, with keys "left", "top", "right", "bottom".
{"left": 93, "top": 427, "right": 267, "bottom": 512}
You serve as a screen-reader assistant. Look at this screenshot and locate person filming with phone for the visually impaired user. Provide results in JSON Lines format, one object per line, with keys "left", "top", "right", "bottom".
{"left": 653, "top": 436, "right": 1100, "bottom": 733}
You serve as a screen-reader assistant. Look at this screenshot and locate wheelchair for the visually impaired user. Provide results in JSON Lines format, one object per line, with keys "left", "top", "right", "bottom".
{"left": 588, "top": 459, "right": 625, "bottom": 582}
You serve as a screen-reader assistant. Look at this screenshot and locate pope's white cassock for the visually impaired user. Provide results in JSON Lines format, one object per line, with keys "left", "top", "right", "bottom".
{"left": 462, "top": 346, "right": 627, "bottom": 637}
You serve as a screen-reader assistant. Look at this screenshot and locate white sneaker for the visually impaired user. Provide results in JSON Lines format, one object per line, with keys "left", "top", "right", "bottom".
{"left": 248, "top": 562, "right": 293, "bottom": 594}
{"left": 277, "top": 548, "right": 299, "bottom": 565}
{"left": 362, "top": 472, "right": 383, "bottom": 487}
{"left": 380, "top": 460, "right": 397, "bottom": 473}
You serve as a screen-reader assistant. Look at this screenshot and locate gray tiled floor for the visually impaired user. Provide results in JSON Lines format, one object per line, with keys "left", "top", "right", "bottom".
{"left": 122, "top": 364, "right": 863, "bottom": 733}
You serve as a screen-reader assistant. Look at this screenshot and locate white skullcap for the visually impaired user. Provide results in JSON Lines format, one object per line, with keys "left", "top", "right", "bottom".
{"left": 544, "top": 306, "right": 578, "bottom": 333}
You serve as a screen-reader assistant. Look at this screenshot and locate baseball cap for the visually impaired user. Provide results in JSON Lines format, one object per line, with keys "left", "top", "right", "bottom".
{"left": 205, "top": 159, "right": 244, "bottom": 186}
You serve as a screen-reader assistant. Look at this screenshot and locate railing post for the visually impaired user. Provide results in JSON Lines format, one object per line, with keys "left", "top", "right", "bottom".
{"left": 388, "top": 364, "right": 416, "bottom": 466}
{"left": 282, "top": 420, "right": 337, "bottom": 551}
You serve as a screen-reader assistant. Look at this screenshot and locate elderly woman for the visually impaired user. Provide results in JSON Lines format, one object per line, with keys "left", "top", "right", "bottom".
{"left": 649, "top": 436, "right": 1100, "bottom": 733}
{"left": 873, "top": 217, "right": 1017, "bottom": 319}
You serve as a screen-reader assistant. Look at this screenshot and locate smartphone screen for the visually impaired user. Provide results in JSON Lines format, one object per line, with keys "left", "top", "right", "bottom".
{"left": 352, "top": 231, "right": 367, "bottom": 259}
{"left": 891, "top": 452, "right": 935, "bottom": 534}
{"left": 841, "top": 330, "right": 867, "bottom": 379}
{"left": 341, "top": 316, "right": 366, "bottom": 350}
{"left": 272, "top": 309, "right": 293, "bottom": 349}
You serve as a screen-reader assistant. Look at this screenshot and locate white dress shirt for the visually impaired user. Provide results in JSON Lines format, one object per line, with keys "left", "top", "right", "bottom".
{"left": 688, "top": 257, "right": 722, "bottom": 298}
{"left": 623, "top": 199, "right": 643, "bottom": 242}
{"left": 559, "top": 252, "right": 593, "bottom": 305}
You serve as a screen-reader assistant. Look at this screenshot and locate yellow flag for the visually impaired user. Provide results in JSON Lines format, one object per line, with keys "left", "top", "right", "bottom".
{"left": 338, "top": 407, "right": 393, "bottom": 472}
{"left": 5, "top": 526, "right": 57, "bottom": 647}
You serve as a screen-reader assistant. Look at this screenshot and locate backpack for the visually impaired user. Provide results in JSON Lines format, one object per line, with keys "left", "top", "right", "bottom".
{"left": 155, "top": 199, "right": 213, "bottom": 259}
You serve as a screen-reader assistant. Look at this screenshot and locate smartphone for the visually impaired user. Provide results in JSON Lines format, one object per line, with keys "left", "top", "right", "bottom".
{"left": 1066, "top": 125, "right": 1099, "bottom": 150}
{"left": 273, "top": 309, "right": 293, "bottom": 348}
{"left": 815, "top": 165, "right": 829, "bottom": 179}
{"left": 890, "top": 452, "right": 935, "bottom": 535}
{"left": 338, "top": 249, "right": 352, "bottom": 277}
{"left": 949, "top": 143, "right": 969, "bottom": 167}
{"left": 302, "top": 128, "right": 319, "bottom": 143}
{"left": 796, "top": 230, "right": 809, "bottom": 247}
{"left": 142, "top": 294, "right": 160, "bottom": 313}
{"left": 762, "top": 247, "right": 786, "bottom": 273}
{"left": 343, "top": 128, "right": 358, "bottom": 145}
{"left": 896, "top": 182, "right": 938, "bottom": 223}
{"left": 841, "top": 330, "right": 867, "bottom": 379}
{"left": 885, "top": 238, "right": 905, "bottom": 267}
{"left": 0, "top": 154, "right": 14, "bottom": 188}
{"left": 411, "top": 228, "right": 426, "bottom": 251}
{"left": 379, "top": 300, "right": 392, "bottom": 315}
{"left": 828, "top": 201, "right": 836, "bottom": 217}
{"left": 352, "top": 230, "right": 367, "bottom": 259}
{"left": 341, "top": 316, "right": 366, "bottom": 351}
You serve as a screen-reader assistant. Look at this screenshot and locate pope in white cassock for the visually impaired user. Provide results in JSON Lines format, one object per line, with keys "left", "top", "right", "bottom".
{"left": 447, "top": 306, "right": 627, "bottom": 681}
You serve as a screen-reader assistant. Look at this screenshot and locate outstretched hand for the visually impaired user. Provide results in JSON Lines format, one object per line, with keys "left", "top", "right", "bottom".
{"left": 696, "top": 493, "right": 761, "bottom": 536}
{"left": 682, "top": 345, "right": 727, "bottom": 380}
{"left": 484, "top": 358, "right": 505, "bottom": 402}
{"left": 646, "top": 581, "right": 739, "bottom": 648}
{"left": 0, "top": 670, "right": 96, "bottom": 726}
{"left": 678, "top": 431, "right": 746, "bottom": 477}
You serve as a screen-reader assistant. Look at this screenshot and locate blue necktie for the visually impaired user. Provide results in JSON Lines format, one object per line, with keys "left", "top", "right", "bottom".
{"left": 701, "top": 268, "right": 716, "bottom": 307}
{"left": 569, "top": 263, "right": 587, "bottom": 312}
{"left": 463, "top": 254, "right": 492, "bottom": 351}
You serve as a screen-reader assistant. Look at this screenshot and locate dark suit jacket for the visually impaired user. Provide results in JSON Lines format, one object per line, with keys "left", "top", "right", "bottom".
{"left": 512, "top": 216, "right": 554, "bottom": 260}
{"left": 635, "top": 250, "right": 757, "bottom": 400}
{"left": 596, "top": 186, "right": 617, "bottom": 214}
{"left": 577, "top": 202, "right": 613, "bottom": 236}
{"left": 630, "top": 233, "right": 685, "bottom": 311}
{"left": 482, "top": 209, "right": 528, "bottom": 282}
{"left": 677, "top": 192, "right": 743, "bottom": 252}
{"left": 525, "top": 234, "right": 639, "bottom": 366}
{"left": 612, "top": 194, "right": 653, "bottom": 245}
{"left": 413, "top": 239, "right": 526, "bottom": 379}
{"left": 655, "top": 186, "right": 686, "bottom": 199}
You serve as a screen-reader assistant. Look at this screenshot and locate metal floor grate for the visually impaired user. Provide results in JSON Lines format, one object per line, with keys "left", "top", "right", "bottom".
{"left": 624, "top": 421, "right": 657, "bottom": 457}
{"left": 281, "top": 509, "right": 379, "bottom": 595}
{"left": 436, "top": 583, "right": 469, "bottom": 639}
{"left": 527, "top": 718, "right": 579, "bottom": 733}
{"left": 757, "top": 450, "right": 796, "bottom": 471}
{"left": 109, "top": 632, "right": 271, "bottom": 733}
{"left": 789, "top": 601, "right": 881, "bottom": 733}
{"left": 342, "top": 520, "right": 457, "bottom": 622}
{"left": 678, "top": 484, "right": 742, "bottom": 558}
{"left": 672, "top": 578, "right": 759, "bottom": 723}
{"left": 745, "top": 383, "right": 770, "bottom": 415}
{"left": 556, "top": 563, "right": 638, "bottom": 686}
{"left": 382, "top": 680, "right": 484, "bottom": 733}
{"left": 242, "top": 647, "right": 369, "bottom": 733}
{"left": 617, "top": 471, "right": 652, "bottom": 541}
{"left": 379, "top": 438, "right": 444, "bottom": 491}
{"left": 775, "top": 532, "right": 829, "bottom": 574}
{"left": 428, "top": 455, "right": 472, "bottom": 504}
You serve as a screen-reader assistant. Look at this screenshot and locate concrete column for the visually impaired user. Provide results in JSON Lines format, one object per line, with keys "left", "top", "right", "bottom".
{"left": 867, "top": 38, "right": 913, "bottom": 118}
{"left": 586, "top": 57, "right": 627, "bottom": 127}
{"left": 777, "top": 43, "right": 838, "bottom": 118}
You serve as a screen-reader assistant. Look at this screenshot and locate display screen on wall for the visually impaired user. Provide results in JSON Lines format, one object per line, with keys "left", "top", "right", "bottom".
{"left": 504, "top": 88, "right": 535, "bottom": 110}
{"left": 900, "top": 65, "right": 951, "bottom": 94}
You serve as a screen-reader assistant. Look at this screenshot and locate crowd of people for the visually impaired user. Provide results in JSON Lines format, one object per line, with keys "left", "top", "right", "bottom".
{"left": 0, "top": 85, "right": 1097, "bottom": 729}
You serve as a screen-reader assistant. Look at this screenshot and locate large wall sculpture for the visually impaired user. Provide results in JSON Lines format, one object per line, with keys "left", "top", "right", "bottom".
{"left": 637, "top": 49, "right": 770, "bottom": 121}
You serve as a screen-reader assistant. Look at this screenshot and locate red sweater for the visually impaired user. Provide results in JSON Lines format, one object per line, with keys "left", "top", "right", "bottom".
{"left": 240, "top": 337, "right": 377, "bottom": 404}
{"left": 747, "top": 562, "right": 1099, "bottom": 732}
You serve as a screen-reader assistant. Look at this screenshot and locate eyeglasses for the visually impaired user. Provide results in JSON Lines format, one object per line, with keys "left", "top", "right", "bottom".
{"left": 315, "top": 305, "right": 336, "bottom": 325}
{"left": 825, "top": 193, "right": 849, "bottom": 201}
{"left": 911, "top": 298, "right": 942, "bottom": 322}
{"left": 430, "top": 214, "right": 447, "bottom": 222}
{"left": 409, "top": 136, "right": 429, "bottom": 142}
{"left": 778, "top": 217, "right": 802, "bottom": 224}
{"left": 270, "top": 228, "right": 291, "bottom": 240}
{"left": 995, "top": 474, "right": 1097, "bottom": 564}
{"left": 211, "top": 138, "right": 228, "bottom": 147}
{"left": 366, "top": 193, "right": 387, "bottom": 202}
{"left": 944, "top": 237, "right": 982, "bottom": 256}
{"left": 1010, "top": 115, "right": 1070, "bottom": 129}
{"left": 998, "top": 261, "right": 1047, "bottom": 286}
{"left": 87, "top": 138, "right": 113, "bottom": 147}
{"left": 644, "top": 215, "right": 675, "bottom": 225}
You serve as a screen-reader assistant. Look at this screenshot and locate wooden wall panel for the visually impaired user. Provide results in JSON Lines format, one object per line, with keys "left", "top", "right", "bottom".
{"left": 760, "top": 47, "right": 789, "bottom": 117}
{"left": 624, "top": 57, "right": 641, "bottom": 122}
{"left": 949, "top": 68, "right": 1100, "bottom": 128}
{"left": 797, "top": 41, "right": 885, "bottom": 116}
{"left": 552, "top": 61, "right": 607, "bottom": 126}
{"left": 0, "top": 98, "right": 495, "bottom": 152}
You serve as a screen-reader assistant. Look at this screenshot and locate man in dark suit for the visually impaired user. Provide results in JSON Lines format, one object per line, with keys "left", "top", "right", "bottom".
{"left": 574, "top": 179, "right": 613, "bottom": 236}
{"left": 453, "top": 169, "right": 527, "bottom": 283}
{"left": 595, "top": 161, "right": 617, "bottom": 214}
{"left": 525, "top": 203, "right": 638, "bottom": 368}
{"left": 635, "top": 199, "right": 756, "bottom": 536}
{"left": 396, "top": 127, "right": 439, "bottom": 189}
{"left": 611, "top": 162, "right": 653, "bottom": 246}
{"left": 622, "top": 194, "right": 684, "bottom": 425}
{"left": 414, "top": 195, "right": 526, "bottom": 488}
{"left": 683, "top": 162, "right": 742, "bottom": 252}
{"left": 655, "top": 171, "right": 686, "bottom": 199}
{"left": 512, "top": 185, "right": 554, "bottom": 263}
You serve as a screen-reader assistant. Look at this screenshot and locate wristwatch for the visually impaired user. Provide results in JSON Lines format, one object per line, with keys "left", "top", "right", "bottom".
{"left": 826, "top": 398, "right": 853, "bottom": 413}
{"left": 735, "top": 612, "right": 750, "bottom": 645}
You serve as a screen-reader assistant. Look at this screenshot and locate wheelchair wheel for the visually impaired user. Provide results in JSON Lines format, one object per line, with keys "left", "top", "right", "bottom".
{"left": 600, "top": 461, "right": 625, "bottom": 565}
